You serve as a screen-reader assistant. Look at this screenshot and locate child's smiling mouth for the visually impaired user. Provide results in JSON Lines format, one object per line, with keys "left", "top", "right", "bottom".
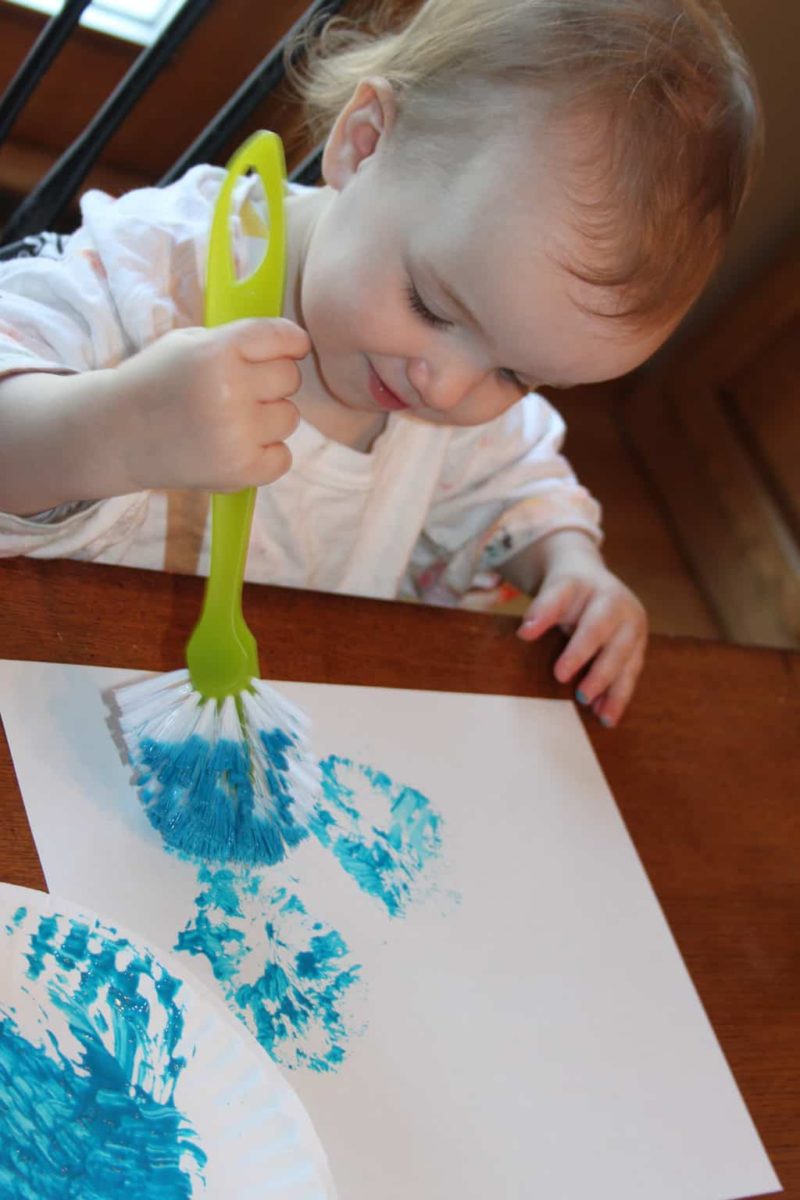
{"left": 366, "top": 362, "right": 410, "bottom": 412}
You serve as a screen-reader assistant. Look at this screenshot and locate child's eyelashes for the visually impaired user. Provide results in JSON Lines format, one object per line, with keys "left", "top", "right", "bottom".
{"left": 406, "top": 282, "right": 452, "bottom": 330}
{"left": 407, "top": 279, "right": 530, "bottom": 394}
{"left": 497, "top": 367, "right": 527, "bottom": 392}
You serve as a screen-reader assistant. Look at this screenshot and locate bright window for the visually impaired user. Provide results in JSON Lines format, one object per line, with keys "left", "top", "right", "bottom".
{"left": 5, "top": 0, "right": 189, "bottom": 46}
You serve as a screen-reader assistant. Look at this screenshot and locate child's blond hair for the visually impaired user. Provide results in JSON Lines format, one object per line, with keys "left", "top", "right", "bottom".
{"left": 292, "top": 0, "right": 762, "bottom": 326}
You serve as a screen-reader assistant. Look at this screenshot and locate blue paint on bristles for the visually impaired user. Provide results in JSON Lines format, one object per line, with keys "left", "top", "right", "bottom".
{"left": 116, "top": 669, "right": 319, "bottom": 866}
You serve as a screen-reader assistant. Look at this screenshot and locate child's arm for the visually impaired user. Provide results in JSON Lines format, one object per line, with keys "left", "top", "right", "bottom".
{"left": 0, "top": 318, "right": 309, "bottom": 516}
{"left": 417, "top": 396, "right": 646, "bottom": 725}
{"left": 0, "top": 167, "right": 311, "bottom": 520}
{"left": 503, "top": 529, "right": 648, "bottom": 728}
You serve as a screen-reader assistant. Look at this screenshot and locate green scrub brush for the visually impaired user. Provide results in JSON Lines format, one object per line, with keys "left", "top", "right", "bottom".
{"left": 115, "top": 131, "right": 318, "bottom": 865}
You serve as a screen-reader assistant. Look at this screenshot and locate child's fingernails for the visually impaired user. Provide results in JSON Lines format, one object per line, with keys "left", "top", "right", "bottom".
{"left": 599, "top": 713, "right": 615, "bottom": 728}
{"left": 517, "top": 620, "right": 538, "bottom": 640}
{"left": 575, "top": 689, "right": 590, "bottom": 705}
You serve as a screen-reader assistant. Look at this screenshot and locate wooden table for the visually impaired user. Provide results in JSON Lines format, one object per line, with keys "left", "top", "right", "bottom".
{"left": 1, "top": 554, "right": 798, "bottom": 1196}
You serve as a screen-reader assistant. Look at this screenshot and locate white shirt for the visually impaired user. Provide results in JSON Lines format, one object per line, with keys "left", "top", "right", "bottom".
{"left": 0, "top": 167, "right": 602, "bottom": 603}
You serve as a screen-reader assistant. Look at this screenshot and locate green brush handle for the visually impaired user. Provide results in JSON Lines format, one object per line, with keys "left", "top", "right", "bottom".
{"left": 186, "top": 131, "right": 287, "bottom": 700}
{"left": 188, "top": 488, "right": 258, "bottom": 696}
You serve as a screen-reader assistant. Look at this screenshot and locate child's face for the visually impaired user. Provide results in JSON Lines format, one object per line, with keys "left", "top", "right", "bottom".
{"left": 297, "top": 83, "right": 674, "bottom": 427}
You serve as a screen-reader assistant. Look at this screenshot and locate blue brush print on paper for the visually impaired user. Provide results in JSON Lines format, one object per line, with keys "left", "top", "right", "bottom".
{"left": 135, "top": 727, "right": 308, "bottom": 867}
{"left": 176, "top": 866, "right": 362, "bottom": 1073}
{"left": 170, "top": 758, "right": 444, "bottom": 1073}
{"left": 311, "top": 756, "right": 443, "bottom": 916}
{"left": 0, "top": 913, "right": 205, "bottom": 1198}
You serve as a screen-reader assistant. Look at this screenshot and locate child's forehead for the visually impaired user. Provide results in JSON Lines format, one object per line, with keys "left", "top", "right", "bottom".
{"left": 392, "top": 103, "right": 616, "bottom": 245}
{"left": 405, "top": 145, "right": 563, "bottom": 274}
{"left": 396, "top": 117, "right": 567, "bottom": 229}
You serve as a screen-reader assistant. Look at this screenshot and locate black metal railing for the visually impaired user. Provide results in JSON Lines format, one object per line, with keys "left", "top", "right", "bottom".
{"left": 0, "top": 0, "right": 337, "bottom": 247}
{"left": 0, "top": 0, "right": 92, "bottom": 147}
{"left": 161, "top": 0, "right": 342, "bottom": 186}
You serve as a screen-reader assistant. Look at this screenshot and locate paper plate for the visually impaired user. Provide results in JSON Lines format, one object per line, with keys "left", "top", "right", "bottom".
{"left": 0, "top": 882, "right": 337, "bottom": 1199}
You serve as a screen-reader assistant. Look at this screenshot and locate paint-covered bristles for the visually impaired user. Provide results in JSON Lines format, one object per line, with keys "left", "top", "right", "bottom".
{"left": 116, "top": 670, "right": 320, "bottom": 866}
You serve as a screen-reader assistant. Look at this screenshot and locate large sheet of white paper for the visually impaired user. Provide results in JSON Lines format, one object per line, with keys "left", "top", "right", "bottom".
{"left": 0, "top": 659, "right": 780, "bottom": 1200}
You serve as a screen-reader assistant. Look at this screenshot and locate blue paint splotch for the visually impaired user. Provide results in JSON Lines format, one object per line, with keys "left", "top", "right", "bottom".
{"left": 311, "top": 756, "right": 443, "bottom": 916}
{"left": 152, "top": 755, "right": 444, "bottom": 1074}
{"left": 3, "top": 905, "right": 26, "bottom": 935}
{"left": 176, "top": 866, "right": 362, "bottom": 1073}
{"left": 134, "top": 727, "right": 308, "bottom": 867}
{"left": 0, "top": 912, "right": 205, "bottom": 1199}
{"left": 169, "top": 758, "right": 444, "bottom": 1071}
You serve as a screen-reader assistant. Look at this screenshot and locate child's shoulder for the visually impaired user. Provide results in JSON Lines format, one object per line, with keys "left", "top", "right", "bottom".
{"left": 80, "top": 163, "right": 228, "bottom": 233}
{"left": 70, "top": 165, "right": 237, "bottom": 315}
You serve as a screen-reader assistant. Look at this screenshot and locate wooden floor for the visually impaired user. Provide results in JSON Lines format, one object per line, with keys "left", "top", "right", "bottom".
{"left": 497, "top": 382, "right": 723, "bottom": 640}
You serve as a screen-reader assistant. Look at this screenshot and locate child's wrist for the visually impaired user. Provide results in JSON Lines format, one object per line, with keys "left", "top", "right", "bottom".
{"left": 536, "top": 527, "right": 603, "bottom": 573}
{"left": 501, "top": 527, "right": 603, "bottom": 594}
{"left": 57, "top": 367, "right": 135, "bottom": 501}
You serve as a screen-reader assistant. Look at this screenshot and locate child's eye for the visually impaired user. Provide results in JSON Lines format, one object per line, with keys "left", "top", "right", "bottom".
{"left": 406, "top": 283, "right": 451, "bottom": 330}
{"left": 497, "top": 368, "right": 527, "bottom": 392}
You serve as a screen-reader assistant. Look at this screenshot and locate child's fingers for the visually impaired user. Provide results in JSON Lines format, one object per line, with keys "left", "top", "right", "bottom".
{"left": 556, "top": 589, "right": 647, "bottom": 689}
{"left": 228, "top": 317, "right": 311, "bottom": 363}
{"left": 257, "top": 440, "right": 293, "bottom": 484}
{"left": 254, "top": 398, "right": 299, "bottom": 446}
{"left": 591, "top": 658, "right": 643, "bottom": 728}
{"left": 516, "top": 579, "right": 580, "bottom": 641}
{"left": 218, "top": 440, "right": 293, "bottom": 491}
{"left": 552, "top": 608, "right": 609, "bottom": 683}
{"left": 573, "top": 629, "right": 643, "bottom": 707}
{"left": 249, "top": 356, "right": 303, "bottom": 402}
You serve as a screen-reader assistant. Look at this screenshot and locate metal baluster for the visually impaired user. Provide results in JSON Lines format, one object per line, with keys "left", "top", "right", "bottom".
{"left": 1, "top": 0, "right": 215, "bottom": 245}
{"left": 160, "top": 0, "right": 346, "bottom": 185}
{"left": 0, "top": 0, "right": 92, "bottom": 146}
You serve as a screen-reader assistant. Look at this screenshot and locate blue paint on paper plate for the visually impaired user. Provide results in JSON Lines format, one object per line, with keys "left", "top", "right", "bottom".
{"left": 0, "top": 912, "right": 205, "bottom": 1198}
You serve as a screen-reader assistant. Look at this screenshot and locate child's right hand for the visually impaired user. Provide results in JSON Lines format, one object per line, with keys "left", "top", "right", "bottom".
{"left": 112, "top": 317, "right": 310, "bottom": 494}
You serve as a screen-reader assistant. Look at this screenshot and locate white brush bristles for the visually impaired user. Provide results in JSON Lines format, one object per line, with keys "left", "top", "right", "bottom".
{"left": 240, "top": 681, "right": 319, "bottom": 824}
{"left": 113, "top": 670, "right": 321, "bottom": 865}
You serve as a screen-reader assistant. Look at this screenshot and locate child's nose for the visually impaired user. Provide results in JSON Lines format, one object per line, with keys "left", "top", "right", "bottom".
{"left": 406, "top": 356, "right": 482, "bottom": 412}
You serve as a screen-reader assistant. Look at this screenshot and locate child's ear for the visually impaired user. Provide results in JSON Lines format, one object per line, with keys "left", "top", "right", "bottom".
{"left": 322, "top": 77, "right": 396, "bottom": 190}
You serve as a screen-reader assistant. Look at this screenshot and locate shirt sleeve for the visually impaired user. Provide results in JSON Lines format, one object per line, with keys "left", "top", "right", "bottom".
{"left": 0, "top": 164, "right": 228, "bottom": 382}
{"left": 410, "top": 392, "right": 603, "bottom": 600}
{"left": 0, "top": 166, "right": 227, "bottom": 558}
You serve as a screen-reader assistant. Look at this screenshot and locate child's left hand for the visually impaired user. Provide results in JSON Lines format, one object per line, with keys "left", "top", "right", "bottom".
{"left": 512, "top": 531, "right": 647, "bottom": 727}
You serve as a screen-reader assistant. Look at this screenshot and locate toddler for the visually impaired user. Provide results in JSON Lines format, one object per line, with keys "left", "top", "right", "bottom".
{"left": 0, "top": 0, "right": 760, "bottom": 726}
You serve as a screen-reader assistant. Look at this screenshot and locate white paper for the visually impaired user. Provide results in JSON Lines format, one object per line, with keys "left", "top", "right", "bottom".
{"left": 0, "top": 659, "right": 781, "bottom": 1200}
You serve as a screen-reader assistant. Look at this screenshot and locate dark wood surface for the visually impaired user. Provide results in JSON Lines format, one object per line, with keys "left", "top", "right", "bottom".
{"left": 1, "top": 554, "right": 798, "bottom": 1196}
{"left": 624, "top": 237, "right": 800, "bottom": 651}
